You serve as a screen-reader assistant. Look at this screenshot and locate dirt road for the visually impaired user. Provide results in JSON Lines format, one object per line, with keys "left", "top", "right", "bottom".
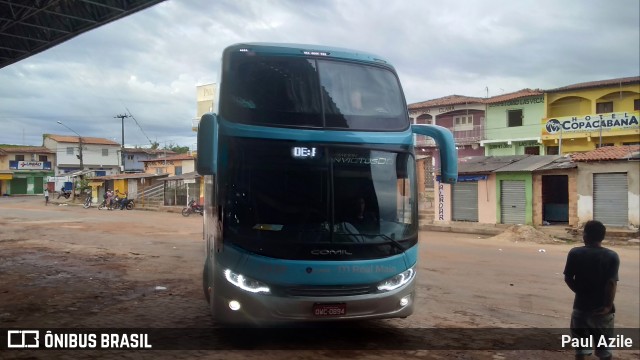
{"left": 0, "top": 196, "right": 638, "bottom": 359}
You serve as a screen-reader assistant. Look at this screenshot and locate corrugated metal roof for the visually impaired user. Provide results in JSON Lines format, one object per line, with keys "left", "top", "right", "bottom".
{"left": 534, "top": 156, "right": 577, "bottom": 171}
{"left": 494, "top": 155, "right": 561, "bottom": 172}
{"left": 89, "top": 173, "right": 168, "bottom": 180}
{"left": 456, "top": 155, "right": 529, "bottom": 173}
{"left": 159, "top": 171, "right": 200, "bottom": 181}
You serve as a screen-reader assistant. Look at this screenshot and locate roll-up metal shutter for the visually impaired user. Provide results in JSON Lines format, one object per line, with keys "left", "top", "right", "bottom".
{"left": 500, "top": 180, "right": 526, "bottom": 224}
{"left": 452, "top": 181, "right": 478, "bottom": 221}
{"left": 33, "top": 177, "right": 44, "bottom": 194}
{"left": 10, "top": 178, "right": 27, "bottom": 194}
{"left": 593, "top": 173, "right": 627, "bottom": 226}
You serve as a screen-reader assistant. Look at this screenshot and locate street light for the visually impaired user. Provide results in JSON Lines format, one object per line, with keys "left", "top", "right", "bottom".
{"left": 56, "top": 121, "right": 84, "bottom": 171}
{"left": 57, "top": 121, "right": 84, "bottom": 201}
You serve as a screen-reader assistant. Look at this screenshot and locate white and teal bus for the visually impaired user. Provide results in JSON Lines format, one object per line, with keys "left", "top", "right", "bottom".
{"left": 197, "top": 43, "right": 457, "bottom": 324}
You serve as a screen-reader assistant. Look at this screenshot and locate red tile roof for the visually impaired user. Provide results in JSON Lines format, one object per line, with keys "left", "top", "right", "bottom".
{"left": 0, "top": 145, "right": 55, "bottom": 154}
{"left": 546, "top": 76, "right": 640, "bottom": 93}
{"left": 571, "top": 145, "right": 640, "bottom": 161}
{"left": 484, "top": 88, "right": 543, "bottom": 104}
{"left": 123, "top": 147, "right": 177, "bottom": 155}
{"left": 140, "top": 154, "right": 195, "bottom": 162}
{"left": 45, "top": 134, "right": 120, "bottom": 145}
{"left": 408, "top": 95, "right": 485, "bottom": 109}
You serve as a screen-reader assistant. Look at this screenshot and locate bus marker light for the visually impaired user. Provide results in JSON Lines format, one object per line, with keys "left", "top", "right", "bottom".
{"left": 229, "top": 300, "right": 241, "bottom": 311}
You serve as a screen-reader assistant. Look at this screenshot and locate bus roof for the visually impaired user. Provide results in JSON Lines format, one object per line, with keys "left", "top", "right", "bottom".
{"left": 225, "top": 42, "right": 394, "bottom": 68}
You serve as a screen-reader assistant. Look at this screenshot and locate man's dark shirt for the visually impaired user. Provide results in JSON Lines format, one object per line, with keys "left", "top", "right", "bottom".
{"left": 564, "top": 245, "right": 620, "bottom": 313}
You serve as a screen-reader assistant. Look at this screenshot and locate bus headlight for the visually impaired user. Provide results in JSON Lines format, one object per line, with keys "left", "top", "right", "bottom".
{"left": 376, "top": 267, "right": 415, "bottom": 292}
{"left": 224, "top": 269, "right": 271, "bottom": 294}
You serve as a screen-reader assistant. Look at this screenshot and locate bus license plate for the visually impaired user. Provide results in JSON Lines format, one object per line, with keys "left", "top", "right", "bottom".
{"left": 313, "top": 303, "right": 346, "bottom": 317}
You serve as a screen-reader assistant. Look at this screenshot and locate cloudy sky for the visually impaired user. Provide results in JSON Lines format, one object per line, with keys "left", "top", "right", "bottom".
{"left": 1, "top": 0, "right": 638, "bottom": 148}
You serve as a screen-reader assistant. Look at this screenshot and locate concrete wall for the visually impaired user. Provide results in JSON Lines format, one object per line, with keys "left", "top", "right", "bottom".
{"left": 485, "top": 96, "right": 545, "bottom": 144}
{"left": 478, "top": 175, "right": 498, "bottom": 224}
{"left": 434, "top": 181, "right": 452, "bottom": 222}
{"left": 576, "top": 161, "right": 640, "bottom": 227}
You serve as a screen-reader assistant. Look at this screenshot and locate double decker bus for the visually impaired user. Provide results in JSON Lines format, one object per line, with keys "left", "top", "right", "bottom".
{"left": 197, "top": 43, "right": 457, "bottom": 324}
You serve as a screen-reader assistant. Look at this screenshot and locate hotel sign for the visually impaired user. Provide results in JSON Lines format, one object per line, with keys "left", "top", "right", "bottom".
{"left": 542, "top": 111, "right": 639, "bottom": 136}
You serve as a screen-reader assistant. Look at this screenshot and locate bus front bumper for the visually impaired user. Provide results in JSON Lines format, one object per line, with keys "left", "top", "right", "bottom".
{"left": 211, "top": 273, "right": 416, "bottom": 325}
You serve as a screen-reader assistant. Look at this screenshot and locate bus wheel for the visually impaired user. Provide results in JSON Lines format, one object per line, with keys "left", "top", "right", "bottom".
{"left": 203, "top": 258, "right": 211, "bottom": 303}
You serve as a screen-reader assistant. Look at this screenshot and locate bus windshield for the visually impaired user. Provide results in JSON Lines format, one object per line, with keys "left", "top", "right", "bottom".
{"left": 222, "top": 138, "right": 417, "bottom": 260}
{"left": 219, "top": 55, "right": 408, "bottom": 131}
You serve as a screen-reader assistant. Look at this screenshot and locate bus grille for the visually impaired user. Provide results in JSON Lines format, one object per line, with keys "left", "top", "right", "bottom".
{"left": 283, "top": 285, "right": 375, "bottom": 297}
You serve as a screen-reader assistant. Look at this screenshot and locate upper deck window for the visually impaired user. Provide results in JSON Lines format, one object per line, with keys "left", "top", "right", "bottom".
{"left": 219, "top": 54, "right": 408, "bottom": 131}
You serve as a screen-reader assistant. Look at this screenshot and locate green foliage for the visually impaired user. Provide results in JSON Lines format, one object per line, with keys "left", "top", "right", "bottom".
{"left": 162, "top": 142, "right": 190, "bottom": 154}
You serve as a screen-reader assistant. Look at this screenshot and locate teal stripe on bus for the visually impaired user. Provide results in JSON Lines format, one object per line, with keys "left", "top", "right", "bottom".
{"left": 218, "top": 119, "right": 414, "bottom": 145}
{"left": 222, "top": 244, "right": 418, "bottom": 286}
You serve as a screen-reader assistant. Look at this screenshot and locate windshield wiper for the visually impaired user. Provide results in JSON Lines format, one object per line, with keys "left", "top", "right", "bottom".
{"left": 350, "top": 233, "right": 407, "bottom": 252}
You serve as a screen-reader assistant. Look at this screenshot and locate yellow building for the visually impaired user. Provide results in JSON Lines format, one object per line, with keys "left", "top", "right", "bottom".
{"left": 541, "top": 76, "right": 640, "bottom": 154}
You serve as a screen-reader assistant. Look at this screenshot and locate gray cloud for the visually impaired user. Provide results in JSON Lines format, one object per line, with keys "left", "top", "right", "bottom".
{"left": 1, "top": 0, "right": 638, "bottom": 146}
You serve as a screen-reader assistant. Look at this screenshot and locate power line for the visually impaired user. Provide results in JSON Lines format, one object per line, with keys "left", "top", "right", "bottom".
{"left": 125, "top": 107, "right": 154, "bottom": 146}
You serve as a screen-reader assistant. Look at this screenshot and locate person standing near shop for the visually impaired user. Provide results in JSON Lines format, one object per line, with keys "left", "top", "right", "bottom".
{"left": 44, "top": 188, "right": 49, "bottom": 206}
{"left": 564, "top": 220, "right": 620, "bottom": 360}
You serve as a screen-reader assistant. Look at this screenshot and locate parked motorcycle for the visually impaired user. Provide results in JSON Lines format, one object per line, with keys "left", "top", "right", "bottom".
{"left": 83, "top": 194, "right": 93, "bottom": 208}
{"left": 118, "top": 195, "right": 135, "bottom": 210}
{"left": 182, "top": 199, "right": 203, "bottom": 217}
{"left": 57, "top": 187, "right": 71, "bottom": 199}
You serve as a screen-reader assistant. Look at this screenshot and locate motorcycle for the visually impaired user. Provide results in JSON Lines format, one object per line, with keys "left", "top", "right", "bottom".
{"left": 57, "top": 188, "right": 71, "bottom": 199}
{"left": 118, "top": 195, "right": 135, "bottom": 210}
{"left": 182, "top": 199, "right": 203, "bottom": 217}
{"left": 83, "top": 194, "right": 93, "bottom": 208}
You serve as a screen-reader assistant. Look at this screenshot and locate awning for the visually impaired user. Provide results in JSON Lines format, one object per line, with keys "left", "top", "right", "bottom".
{"left": 0, "top": 174, "right": 13, "bottom": 180}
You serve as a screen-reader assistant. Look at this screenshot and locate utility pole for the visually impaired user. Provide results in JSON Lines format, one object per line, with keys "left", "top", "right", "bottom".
{"left": 114, "top": 113, "right": 130, "bottom": 173}
{"left": 57, "top": 121, "right": 84, "bottom": 200}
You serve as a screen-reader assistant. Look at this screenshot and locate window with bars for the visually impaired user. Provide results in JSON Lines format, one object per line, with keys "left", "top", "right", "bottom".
{"left": 453, "top": 115, "right": 473, "bottom": 130}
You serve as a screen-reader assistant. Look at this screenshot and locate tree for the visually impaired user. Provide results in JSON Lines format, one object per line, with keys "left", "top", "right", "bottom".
{"left": 162, "top": 142, "right": 190, "bottom": 154}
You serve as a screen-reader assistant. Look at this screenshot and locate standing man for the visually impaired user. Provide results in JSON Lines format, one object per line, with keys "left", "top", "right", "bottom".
{"left": 564, "top": 220, "right": 620, "bottom": 360}
{"left": 44, "top": 187, "right": 49, "bottom": 206}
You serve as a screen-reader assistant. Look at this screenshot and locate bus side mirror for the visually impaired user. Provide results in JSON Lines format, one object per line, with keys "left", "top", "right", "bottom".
{"left": 411, "top": 124, "right": 458, "bottom": 184}
{"left": 197, "top": 113, "right": 218, "bottom": 175}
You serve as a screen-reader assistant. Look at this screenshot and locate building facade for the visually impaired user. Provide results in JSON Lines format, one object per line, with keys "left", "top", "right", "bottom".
{"left": 481, "top": 89, "right": 546, "bottom": 156}
{"left": 409, "top": 95, "right": 486, "bottom": 161}
{"left": 571, "top": 145, "right": 640, "bottom": 228}
{"left": 43, "top": 134, "right": 121, "bottom": 175}
{"left": 0, "top": 146, "right": 55, "bottom": 195}
{"left": 541, "top": 76, "right": 640, "bottom": 155}
{"left": 142, "top": 154, "right": 195, "bottom": 176}
{"left": 123, "top": 148, "right": 176, "bottom": 173}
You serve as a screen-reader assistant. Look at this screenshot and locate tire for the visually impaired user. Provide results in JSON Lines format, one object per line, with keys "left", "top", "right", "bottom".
{"left": 182, "top": 208, "right": 191, "bottom": 217}
{"left": 98, "top": 202, "right": 105, "bottom": 210}
{"left": 126, "top": 202, "right": 134, "bottom": 210}
{"left": 83, "top": 200, "right": 91, "bottom": 209}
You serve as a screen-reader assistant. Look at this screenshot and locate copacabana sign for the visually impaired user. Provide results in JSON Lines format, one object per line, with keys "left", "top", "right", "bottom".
{"left": 542, "top": 112, "right": 639, "bottom": 135}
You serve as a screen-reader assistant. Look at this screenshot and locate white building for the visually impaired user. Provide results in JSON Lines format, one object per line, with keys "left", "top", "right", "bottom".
{"left": 43, "top": 134, "right": 122, "bottom": 176}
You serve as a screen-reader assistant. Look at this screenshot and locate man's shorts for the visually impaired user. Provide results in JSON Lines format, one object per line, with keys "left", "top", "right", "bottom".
{"left": 570, "top": 309, "right": 615, "bottom": 359}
